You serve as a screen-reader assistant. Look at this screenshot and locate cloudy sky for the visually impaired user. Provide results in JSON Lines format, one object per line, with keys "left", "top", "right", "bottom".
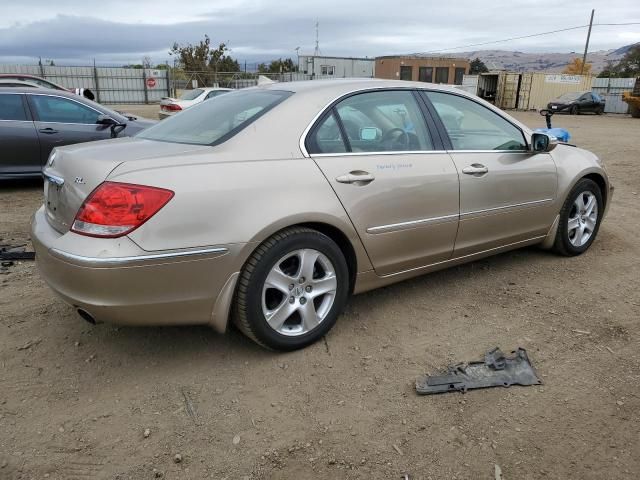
{"left": 1, "top": 0, "right": 638, "bottom": 65}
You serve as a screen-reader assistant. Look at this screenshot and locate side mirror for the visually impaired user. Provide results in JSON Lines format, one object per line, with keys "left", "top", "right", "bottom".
{"left": 360, "top": 127, "right": 381, "bottom": 141}
{"left": 531, "top": 132, "right": 557, "bottom": 152}
{"left": 96, "top": 115, "right": 117, "bottom": 125}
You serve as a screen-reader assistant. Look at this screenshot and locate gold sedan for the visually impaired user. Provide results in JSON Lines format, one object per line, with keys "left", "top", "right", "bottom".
{"left": 32, "top": 79, "right": 612, "bottom": 350}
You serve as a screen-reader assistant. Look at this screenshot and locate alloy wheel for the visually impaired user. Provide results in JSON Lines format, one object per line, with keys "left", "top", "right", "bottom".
{"left": 567, "top": 191, "right": 598, "bottom": 247}
{"left": 261, "top": 249, "right": 337, "bottom": 336}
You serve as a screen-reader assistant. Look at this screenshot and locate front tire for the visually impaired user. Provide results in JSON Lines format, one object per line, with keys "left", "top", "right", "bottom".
{"left": 570, "top": 105, "right": 579, "bottom": 115}
{"left": 553, "top": 179, "right": 603, "bottom": 256}
{"left": 234, "top": 227, "right": 350, "bottom": 350}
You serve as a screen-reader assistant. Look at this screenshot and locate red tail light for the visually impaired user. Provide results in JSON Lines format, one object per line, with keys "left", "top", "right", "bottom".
{"left": 71, "top": 182, "right": 174, "bottom": 238}
{"left": 162, "top": 104, "right": 182, "bottom": 111}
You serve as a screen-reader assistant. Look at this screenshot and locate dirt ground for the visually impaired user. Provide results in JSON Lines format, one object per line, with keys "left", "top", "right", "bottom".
{"left": 1, "top": 110, "right": 638, "bottom": 480}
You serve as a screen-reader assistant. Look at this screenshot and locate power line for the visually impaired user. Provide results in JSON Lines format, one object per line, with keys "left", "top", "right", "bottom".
{"left": 416, "top": 22, "right": 640, "bottom": 54}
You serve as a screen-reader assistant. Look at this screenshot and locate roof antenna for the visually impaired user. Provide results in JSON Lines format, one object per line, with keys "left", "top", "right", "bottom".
{"left": 314, "top": 20, "right": 321, "bottom": 56}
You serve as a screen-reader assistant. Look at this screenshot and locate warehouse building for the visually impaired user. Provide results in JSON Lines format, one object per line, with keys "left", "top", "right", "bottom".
{"left": 298, "top": 55, "right": 375, "bottom": 78}
{"left": 375, "top": 56, "right": 470, "bottom": 84}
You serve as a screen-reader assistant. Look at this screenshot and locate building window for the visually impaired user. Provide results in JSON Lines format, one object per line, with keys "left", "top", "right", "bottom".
{"left": 454, "top": 67, "right": 466, "bottom": 85}
{"left": 400, "top": 66, "right": 413, "bottom": 81}
{"left": 418, "top": 67, "right": 433, "bottom": 82}
{"left": 321, "top": 65, "right": 335, "bottom": 76}
{"left": 435, "top": 67, "right": 449, "bottom": 84}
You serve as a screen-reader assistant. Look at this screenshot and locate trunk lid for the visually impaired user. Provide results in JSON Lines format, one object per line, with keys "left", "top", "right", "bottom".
{"left": 42, "top": 137, "right": 209, "bottom": 233}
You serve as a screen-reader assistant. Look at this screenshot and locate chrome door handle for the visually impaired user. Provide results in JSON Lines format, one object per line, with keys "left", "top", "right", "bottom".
{"left": 336, "top": 171, "right": 375, "bottom": 185}
{"left": 462, "top": 164, "right": 488, "bottom": 175}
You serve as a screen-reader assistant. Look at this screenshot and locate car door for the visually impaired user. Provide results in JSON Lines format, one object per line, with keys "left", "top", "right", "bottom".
{"left": 306, "top": 89, "right": 460, "bottom": 276}
{"left": 423, "top": 90, "right": 557, "bottom": 257}
{"left": 0, "top": 92, "right": 41, "bottom": 176}
{"left": 26, "top": 93, "right": 113, "bottom": 164}
{"left": 578, "top": 93, "right": 595, "bottom": 112}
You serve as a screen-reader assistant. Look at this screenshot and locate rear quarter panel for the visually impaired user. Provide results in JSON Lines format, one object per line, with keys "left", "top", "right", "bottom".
{"left": 111, "top": 157, "right": 373, "bottom": 273}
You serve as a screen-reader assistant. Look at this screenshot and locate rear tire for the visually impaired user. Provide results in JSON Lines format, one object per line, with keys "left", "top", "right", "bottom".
{"left": 596, "top": 106, "right": 604, "bottom": 115}
{"left": 234, "top": 227, "right": 350, "bottom": 351}
{"left": 553, "top": 179, "right": 603, "bottom": 256}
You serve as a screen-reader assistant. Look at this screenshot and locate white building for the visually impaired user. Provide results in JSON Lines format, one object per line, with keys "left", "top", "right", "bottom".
{"left": 298, "top": 55, "right": 375, "bottom": 78}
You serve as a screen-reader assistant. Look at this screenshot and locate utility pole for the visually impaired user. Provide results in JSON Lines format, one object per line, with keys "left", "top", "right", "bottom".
{"left": 295, "top": 47, "right": 300, "bottom": 72}
{"left": 581, "top": 9, "right": 595, "bottom": 75}
{"left": 314, "top": 21, "right": 320, "bottom": 56}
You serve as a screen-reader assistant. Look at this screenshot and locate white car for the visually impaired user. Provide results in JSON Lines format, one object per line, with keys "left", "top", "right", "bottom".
{"left": 159, "top": 87, "right": 232, "bottom": 119}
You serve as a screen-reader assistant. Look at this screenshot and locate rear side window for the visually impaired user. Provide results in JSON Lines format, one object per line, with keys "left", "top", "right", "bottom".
{"left": 30, "top": 95, "right": 101, "bottom": 124}
{"left": 138, "top": 89, "right": 292, "bottom": 146}
{"left": 205, "top": 90, "right": 229, "bottom": 100}
{"left": 0, "top": 94, "right": 28, "bottom": 121}
{"left": 307, "top": 112, "right": 348, "bottom": 154}
{"left": 426, "top": 91, "right": 527, "bottom": 151}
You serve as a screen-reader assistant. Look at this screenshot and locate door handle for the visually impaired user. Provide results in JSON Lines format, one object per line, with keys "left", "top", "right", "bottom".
{"left": 336, "top": 171, "right": 375, "bottom": 185}
{"left": 39, "top": 128, "right": 59, "bottom": 135}
{"left": 462, "top": 164, "right": 488, "bottom": 175}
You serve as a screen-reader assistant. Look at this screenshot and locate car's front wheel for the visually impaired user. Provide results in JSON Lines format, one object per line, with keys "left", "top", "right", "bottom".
{"left": 570, "top": 105, "right": 579, "bottom": 115}
{"left": 553, "top": 178, "right": 603, "bottom": 256}
{"left": 234, "top": 227, "right": 350, "bottom": 350}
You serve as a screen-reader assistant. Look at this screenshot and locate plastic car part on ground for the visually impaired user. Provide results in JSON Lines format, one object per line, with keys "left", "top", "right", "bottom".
{"left": 415, "top": 347, "right": 541, "bottom": 395}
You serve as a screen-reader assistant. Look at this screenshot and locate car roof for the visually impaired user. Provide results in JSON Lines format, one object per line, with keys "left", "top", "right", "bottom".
{"left": 0, "top": 86, "right": 75, "bottom": 96}
{"left": 199, "top": 87, "right": 233, "bottom": 92}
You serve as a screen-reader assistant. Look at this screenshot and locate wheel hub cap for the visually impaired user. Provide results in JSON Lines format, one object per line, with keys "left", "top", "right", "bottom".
{"left": 568, "top": 191, "right": 598, "bottom": 247}
{"left": 262, "top": 248, "right": 337, "bottom": 336}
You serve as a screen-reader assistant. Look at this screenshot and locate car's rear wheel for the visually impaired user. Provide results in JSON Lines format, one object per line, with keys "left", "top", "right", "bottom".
{"left": 234, "top": 227, "right": 349, "bottom": 350}
{"left": 595, "top": 106, "right": 604, "bottom": 115}
{"left": 553, "top": 179, "right": 603, "bottom": 256}
{"left": 570, "top": 105, "right": 579, "bottom": 115}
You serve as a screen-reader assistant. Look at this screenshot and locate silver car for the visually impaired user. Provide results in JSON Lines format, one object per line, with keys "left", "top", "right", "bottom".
{"left": 32, "top": 79, "right": 612, "bottom": 350}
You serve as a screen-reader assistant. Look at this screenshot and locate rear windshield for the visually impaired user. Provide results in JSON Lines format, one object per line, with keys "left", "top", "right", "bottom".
{"left": 556, "top": 92, "right": 583, "bottom": 102}
{"left": 138, "top": 89, "right": 292, "bottom": 146}
{"left": 180, "top": 88, "right": 204, "bottom": 100}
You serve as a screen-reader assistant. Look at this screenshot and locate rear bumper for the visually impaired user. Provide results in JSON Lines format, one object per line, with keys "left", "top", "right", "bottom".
{"left": 31, "top": 206, "right": 242, "bottom": 331}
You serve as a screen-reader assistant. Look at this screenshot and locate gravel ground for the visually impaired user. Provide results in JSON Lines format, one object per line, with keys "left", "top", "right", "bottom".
{"left": 1, "top": 110, "right": 638, "bottom": 480}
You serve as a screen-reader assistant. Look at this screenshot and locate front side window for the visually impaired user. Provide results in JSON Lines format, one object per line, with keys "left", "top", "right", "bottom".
{"left": 30, "top": 95, "right": 100, "bottom": 124}
{"left": 138, "top": 89, "right": 292, "bottom": 146}
{"left": 311, "top": 90, "right": 433, "bottom": 153}
{"left": 0, "top": 94, "right": 28, "bottom": 121}
{"left": 426, "top": 91, "right": 527, "bottom": 151}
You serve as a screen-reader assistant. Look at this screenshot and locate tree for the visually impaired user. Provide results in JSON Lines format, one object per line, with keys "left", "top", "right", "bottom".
{"left": 616, "top": 45, "right": 640, "bottom": 77}
{"left": 170, "top": 35, "right": 218, "bottom": 71}
{"left": 257, "top": 58, "right": 297, "bottom": 74}
{"left": 469, "top": 57, "right": 488, "bottom": 74}
{"left": 141, "top": 56, "right": 152, "bottom": 69}
{"left": 597, "top": 60, "right": 620, "bottom": 78}
{"left": 563, "top": 58, "right": 592, "bottom": 75}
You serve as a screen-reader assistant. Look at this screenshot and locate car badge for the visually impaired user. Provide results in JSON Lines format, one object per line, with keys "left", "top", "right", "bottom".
{"left": 74, "top": 177, "right": 85, "bottom": 185}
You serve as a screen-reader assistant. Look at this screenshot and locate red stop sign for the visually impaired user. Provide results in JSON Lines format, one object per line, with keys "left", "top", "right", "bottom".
{"left": 146, "top": 77, "right": 156, "bottom": 88}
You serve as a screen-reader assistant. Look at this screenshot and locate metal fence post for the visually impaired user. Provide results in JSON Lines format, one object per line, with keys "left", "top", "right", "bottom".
{"left": 142, "top": 69, "right": 149, "bottom": 104}
{"left": 166, "top": 68, "right": 171, "bottom": 98}
{"left": 93, "top": 63, "right": 101, "bottom": 104}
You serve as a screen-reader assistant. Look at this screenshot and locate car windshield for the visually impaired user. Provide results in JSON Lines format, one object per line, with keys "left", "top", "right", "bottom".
{"left": 180, "top": 89, "right": 204, "bottom": 100}
{"left": 555, "top": 92, "right": 583, "bottom": 102}
{"left": 138, "top": 89, "right": 292, "bottom": 146}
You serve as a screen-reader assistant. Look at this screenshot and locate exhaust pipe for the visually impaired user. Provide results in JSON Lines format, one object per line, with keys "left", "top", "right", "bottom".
{"left": 76, "top": 308, "right": 96, "bottom": 325}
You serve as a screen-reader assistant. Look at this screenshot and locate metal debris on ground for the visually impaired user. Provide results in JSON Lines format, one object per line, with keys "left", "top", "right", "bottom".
{"left": 416, "top": 347, "right": 541, "bottom": 395}
{"left": 0, "top": 244, "right": 36, "bottom": 261}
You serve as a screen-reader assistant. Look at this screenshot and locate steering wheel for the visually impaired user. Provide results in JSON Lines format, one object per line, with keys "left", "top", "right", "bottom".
{"left": 381, "top": 128, "right": 410, "bottom": 151}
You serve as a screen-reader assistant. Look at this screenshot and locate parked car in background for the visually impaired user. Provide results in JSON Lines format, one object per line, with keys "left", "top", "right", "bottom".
{"left": 547, "top": 91, "right": 605, "bottom": 115}
{"left": 32, "top": 79, "right": 612, "bottom": 351}
{"left": 0, "top": 74, "right": 96, "bottom": 100}
{"left": 159, "top": 87, "right": 232, "bottom": 119}
{"left": 0, "top": 87, "right": 155, "bottom": 179}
